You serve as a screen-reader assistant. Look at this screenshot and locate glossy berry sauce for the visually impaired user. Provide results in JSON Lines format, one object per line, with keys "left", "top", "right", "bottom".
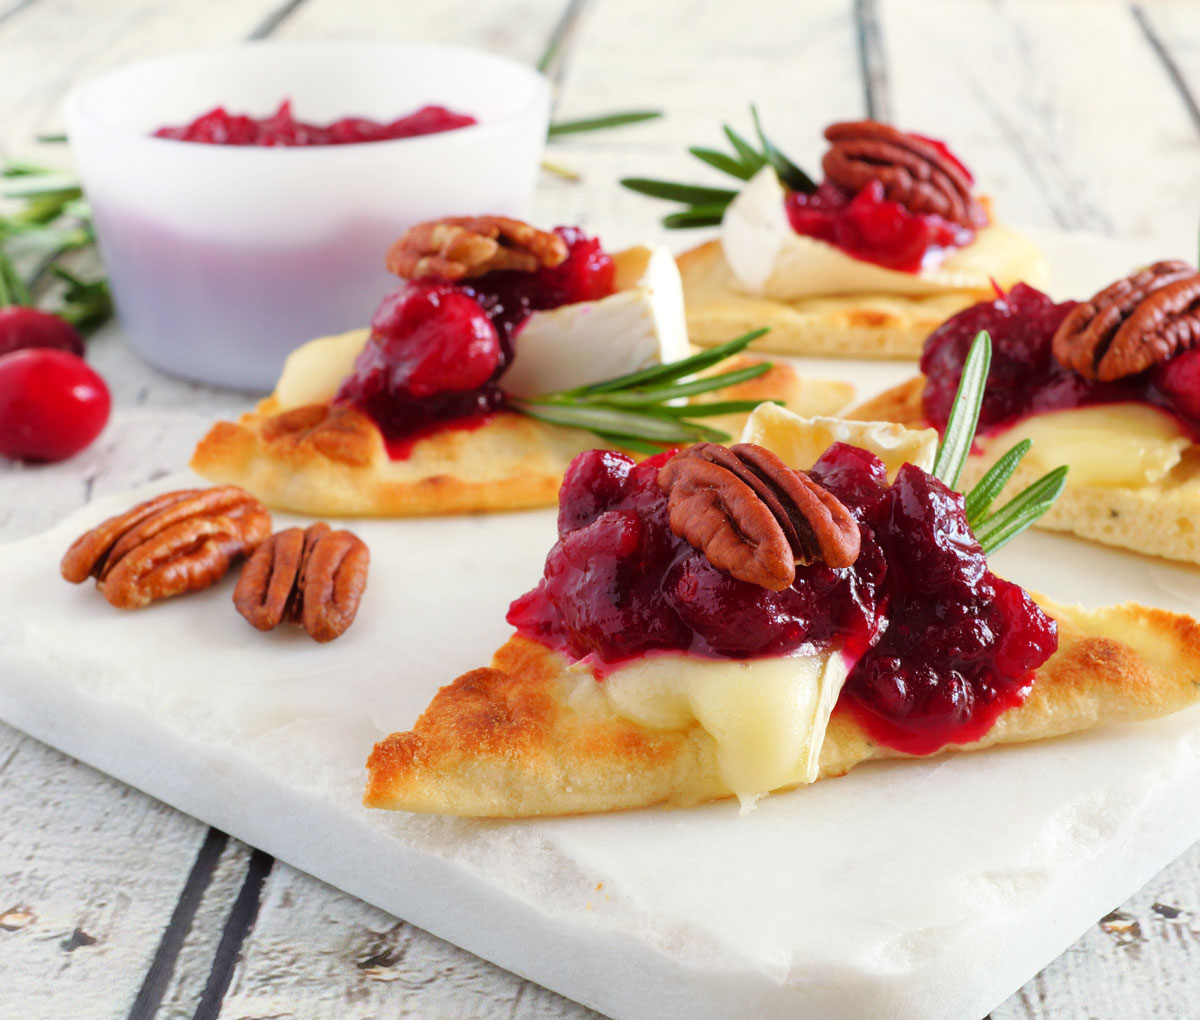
{"left": 335, "top": 228, "right": 614, "bottom": 457}
{"left": 153, "top": 100, "right": 476, "bottom": 146}
{"left": 507, "top": 442, "right": 1057, "bottom": 755}
{"left": 785, "top": 180, "right": 972, "bottom": 273}
{"left": 920, "top": 282, "right": 1200, "bottom": 437}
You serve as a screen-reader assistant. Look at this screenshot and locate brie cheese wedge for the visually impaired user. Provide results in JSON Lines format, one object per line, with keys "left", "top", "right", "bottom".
{"left": 271, "top": 244, "right": 688, "bottom": 412}
{"left": 976, "top": 403, "right": 1192, "bottom": 489}
{"left": 741, "top": 401, "right": 939, "bottom": 478}
{"left": 721, "top": 167, "right": 1047, "bottom": 301}
{"left": 571, "top": 649, "right": 852, "bottom": 809}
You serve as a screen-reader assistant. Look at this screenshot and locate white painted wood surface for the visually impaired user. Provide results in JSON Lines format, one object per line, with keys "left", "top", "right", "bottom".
{"left": 1, "top": 1, "right": 1198, "bottom": 1017}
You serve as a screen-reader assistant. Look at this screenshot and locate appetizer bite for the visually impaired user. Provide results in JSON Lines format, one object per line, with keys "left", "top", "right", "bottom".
{"left": 193, "top": 216, "right": 849, "bottom": 516}
{"left": 852, "top": 262, "right": 1200, "bottom": 563}
{"left": 624, "top": 113, "right": 1046, "bottom": 357}
{"left": 365, "top": 340, "right": 1200, "bottom": 816}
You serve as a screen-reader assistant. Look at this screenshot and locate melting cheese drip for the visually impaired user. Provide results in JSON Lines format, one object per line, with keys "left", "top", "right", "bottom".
{"left": 593, "top": 651, "right": 851, "bottom": 810}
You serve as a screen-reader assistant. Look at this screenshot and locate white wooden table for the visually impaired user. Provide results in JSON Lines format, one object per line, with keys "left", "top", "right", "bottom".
{"left": 2, "top": 1, "right": 1200, "bottom": 1016}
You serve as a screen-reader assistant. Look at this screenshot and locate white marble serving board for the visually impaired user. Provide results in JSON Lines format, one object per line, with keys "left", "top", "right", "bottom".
{"left": 3, "top": 228, "right": 1200, "bottom": 1020}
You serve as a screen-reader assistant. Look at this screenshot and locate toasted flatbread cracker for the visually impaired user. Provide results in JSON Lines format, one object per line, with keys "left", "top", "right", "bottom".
{"left": 191, "top": 354, "right": 853, "bottom": 517}
{"left": 364, "top": 597, "right": 1200, "bottom": 817}
{"left": 677, "top": 240, "right": 995, "bottom": 359}
{"left": 850, "top": 378, "right": 1200, "bottom": 566}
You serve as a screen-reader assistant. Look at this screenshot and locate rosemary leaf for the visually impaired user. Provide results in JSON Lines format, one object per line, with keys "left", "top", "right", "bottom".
{"left": 653, "top": 399, "right": 780, "bottom": 417}
{"left": 688, "top": 146, "right": 758, "bottom": 181}
{"left": 661, "top": 205, "right": 727, "bottom": 229}
{"left": 963, "top": 438, "right": 1032, "bottom": 526}
{"left": 0, "top": 174, "right": 81, "bottom": 198}
{"left": 592, "top": 432, "right": 668, "bottom": 455}
{"left": 750, "top": 105, "right": 817, "bottom": 194}
{"left": 513, "top": 401, "right": 728, "bottom": 443}
{"left": 572, "top": 329, "right": 767, "bottom": 395}
{"left": 931, "top": 330, "right": 991, "bottom": 488}
{"left": 548, "top": 110, "right": 661, "bottom": 137}
{"left": 619, "top": 178, "right": 739, "bottom": 204}
{"left": 974, "top": 466, "right": 1069, "bottom": 555}
{"left": 587, "top": 363, "right": 770, "bottom": 406}
{"left": 723, "top": 125, "right": 767, "bottom": 172}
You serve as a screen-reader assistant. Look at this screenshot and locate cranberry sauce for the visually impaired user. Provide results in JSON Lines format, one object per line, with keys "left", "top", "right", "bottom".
{"left": 786, "top": 179, "right": 973, "bottom": 274}
{"left": 153, "top": 100, "right": 476, "bottom": 146}
{"left": 920, "top": 283, "right": 1200, "bottom": 437}
{"left": 508, "top": 442, "right": 1057, "bottom": 754}
{"left": 335, "top": 228, "right": 614, "bottom": 457}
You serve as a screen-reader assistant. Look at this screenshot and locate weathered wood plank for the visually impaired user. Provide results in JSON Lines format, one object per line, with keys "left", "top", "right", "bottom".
{"left": 0, "top": 0, "right": 289, "bottom": 154}
{"left": 216, "top": 861, "right": 604, "bottom": 1020}
{"left": 0, "top": 721, "right": 214, "bottom": 1020}
{"left": 879, "top": 0, "right": 1200, "bottom": 248}
{"left": 272, "top": 0, "right": 567, "bottom": 66}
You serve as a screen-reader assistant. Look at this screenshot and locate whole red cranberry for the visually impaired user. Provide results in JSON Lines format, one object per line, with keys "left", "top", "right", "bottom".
{"left": 0, "top": 348, "right": 110, "bottom": 462}
{"left": 0, "top": 306, "right": 85, "bottom": 358}
{"left": 1153, "top": 347, "right": 1200, "bottom": 421}
{"left": 367, "top": 281, "right": 501, "bottom": 397}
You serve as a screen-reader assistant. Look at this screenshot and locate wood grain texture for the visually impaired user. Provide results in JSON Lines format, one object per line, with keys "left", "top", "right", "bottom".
{"left": 1, "top": 0, "right": 1200, "bottom": 1018}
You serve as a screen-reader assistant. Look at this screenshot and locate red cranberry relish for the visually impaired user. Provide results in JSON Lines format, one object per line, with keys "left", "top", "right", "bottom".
{"left": 335, "top": 228, "right": 614, "bottom": 457}
{"left": 507, "top": 443, "right": 1057, "bottom": 755}
{"left": 153, "top": 100, "right": 476, "bottom": 146}
{"left": 920, "top": 283, "right": 1200, "bottom": 436}
{"left": 786, "top": 179, "right": 973, "bottom": 274}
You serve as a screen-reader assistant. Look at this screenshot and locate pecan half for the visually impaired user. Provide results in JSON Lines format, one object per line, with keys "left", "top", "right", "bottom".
{"left": 1052, "top": 260, "right": 1200, "bottom": 380}
{"left": 234, "top": 523, "right": 369, "bottom": 642}
{"left": 384, "top": 216, "right": 567, "bottom": 282}
{"left": 658, "top": 443, "right": 860, "bottom": 591}
{"left": 261, "top": 403, "right": 377, "bottom": 467}
{"left": 822, "top": 120, "right": 984, "bottom": 229}
{"left": 61, "top": 486, "right": 271, "bottom": 609}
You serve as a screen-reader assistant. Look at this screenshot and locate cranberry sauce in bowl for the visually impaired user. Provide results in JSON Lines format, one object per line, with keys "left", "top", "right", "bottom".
{"left": 65, "top": 41, "right": 551, "bottom": 389}
{"left": 507, "top": 442, "right": 1057, "bottom": 755}
{"left": 335, "top": 228, "right": 614, "bottom": 457}
{"left": 920, "top": 282, "right": 1200, "bottom": 438}
{"left": 153, "top": 100, "right": 476, "bottom": 146}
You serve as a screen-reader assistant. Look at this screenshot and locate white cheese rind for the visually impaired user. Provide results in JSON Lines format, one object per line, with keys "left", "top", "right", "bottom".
{"left": 593, "top": 650, "right": 851, "bottom": 808}
{"left": 721, "top": 166, "right": 1046, "bottom": 300}
{"left": 742, "top": 402, "right": 938, "bottom": 477}
{"left": 272, "top": 244, "right": 687, "bottom": 410}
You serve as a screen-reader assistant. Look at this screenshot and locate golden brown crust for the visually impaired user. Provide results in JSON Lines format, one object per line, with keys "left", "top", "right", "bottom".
{"left": 848, "top": 378, "right": 1200, "bottom": 565}
{"left": 191, "top": 358, "right": 851, "bottom": 518}
{"left": 364, "top": 596, "right": 1200, "bottom": 817}
{"left": 677, "top": 240, "right": 988, "bottom": 359}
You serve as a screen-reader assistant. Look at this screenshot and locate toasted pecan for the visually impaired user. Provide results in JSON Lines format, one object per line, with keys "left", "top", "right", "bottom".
{"left": 234, "top": 522, "right": 369, "bottom": 642}
{"left": 385, "top": 216, "right": 567, "bottom": 282}
{"left": 658, "top": 443, "right": 860, "bottom": 591}
{"left": 1052, "top": 260, "right": 1200, "bottom": 380}
{"left": 261, "top": 403, "right": 377, "bottom": 467}
{"left": 822, "top": 120, "right": 984, "bottom": 229}
{"left": 61, "top": 486, "right": 270, "bottom": 609}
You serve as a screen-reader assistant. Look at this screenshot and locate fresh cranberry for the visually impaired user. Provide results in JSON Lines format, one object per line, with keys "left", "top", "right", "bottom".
{"left": 0, "top": 348, "right": 110, "bottom": 462}
{"left": 785, "top": 180, "right": 970, "bottom": 273}
{"left": 0, "top": 306, "right": 84, "bottom": 358}
{"left": 1152, "top": 347, "right": 1200, "bottom": 421}
{"left": 154, "top": 101, "right": 476, "bottom": 146}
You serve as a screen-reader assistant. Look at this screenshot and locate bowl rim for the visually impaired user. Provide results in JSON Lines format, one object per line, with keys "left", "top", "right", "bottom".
{"left": 63, "top": 38, "right": 551, "bottom": 157}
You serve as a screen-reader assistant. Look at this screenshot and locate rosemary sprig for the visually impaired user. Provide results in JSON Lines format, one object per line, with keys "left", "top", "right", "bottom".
{"left": 510, "top": 329, "right": 775, "bottom": 447}
{"left": 931, "top": 330, "right": 1069, "bottom": 555}
{"left": 620, "top": 106, "right": 812, "bottom": 228}
{"left": 548, "top": 110, "right": 661, "bottom": 138}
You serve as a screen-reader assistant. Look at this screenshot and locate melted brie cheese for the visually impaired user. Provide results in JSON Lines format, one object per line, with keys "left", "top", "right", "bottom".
{"left": 584, "top": 650, "right": 851, "bottom": 808}
{"left": 721, "top": 167, "right": 1047, "bottom": 300}
{"left": 978, "top": 403, "right": 1191, "bottom": 488}
{"left": 741, "top": 402, "right": 938, "bottom": 477}
{"left": 271, "top": 244, "right": 687, "bottom": 411}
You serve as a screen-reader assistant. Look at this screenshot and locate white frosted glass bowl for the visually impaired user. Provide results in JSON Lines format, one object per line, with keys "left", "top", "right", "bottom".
{"left": 65, "top": 41, "right": 550, "bottom": 390}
